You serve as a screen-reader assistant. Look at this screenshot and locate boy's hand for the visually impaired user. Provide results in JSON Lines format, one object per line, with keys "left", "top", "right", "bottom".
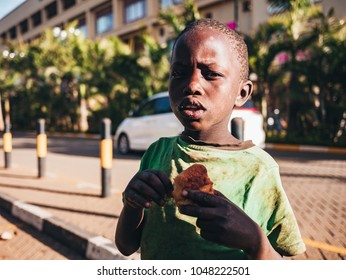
{"left": 178, "top": 190, "right": 263, "bottom": 256}
{"left": 123, "top": 170, "right": 173, "bottom": 209}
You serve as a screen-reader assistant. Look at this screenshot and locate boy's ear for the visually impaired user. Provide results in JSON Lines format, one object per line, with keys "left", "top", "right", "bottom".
{"left": 235, "top": 80, "right": 253, "bottom": 107}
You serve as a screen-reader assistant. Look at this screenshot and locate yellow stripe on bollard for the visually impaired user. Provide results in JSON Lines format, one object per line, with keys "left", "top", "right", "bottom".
{"left": 100, "top": 139, "right": 113, "bottom": 169}
{"left": 3, "top": 133, "right": 12, "bottom": 152}
{"left": 36, "top": 134, "right": 47, "bottom": 158}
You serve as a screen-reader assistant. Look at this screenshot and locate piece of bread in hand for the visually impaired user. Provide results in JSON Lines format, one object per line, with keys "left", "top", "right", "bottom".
{"left": 172, "top": 164, "right": 214, "bottom": 206}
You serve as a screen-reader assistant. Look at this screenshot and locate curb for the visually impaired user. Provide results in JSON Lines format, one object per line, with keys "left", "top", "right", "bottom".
{"left": 265, "top": 143, "right": 346, "bottom": 154}
{"left": 0, "top": 191, "right": 139, "bottom": 260}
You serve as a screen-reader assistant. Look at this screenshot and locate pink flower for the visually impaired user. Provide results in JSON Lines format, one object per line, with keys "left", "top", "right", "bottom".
{"left": 225, "top": 21, "right": 237, "bottom": 30}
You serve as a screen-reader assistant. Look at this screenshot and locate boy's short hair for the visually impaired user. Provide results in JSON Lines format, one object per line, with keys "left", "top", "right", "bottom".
{"left": 172, "top": 18, "right": 249, "bottom": 81}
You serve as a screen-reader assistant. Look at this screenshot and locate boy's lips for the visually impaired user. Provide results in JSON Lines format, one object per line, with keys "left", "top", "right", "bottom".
{"left": 178, "top": 99, "right": 206, "bottom": 120}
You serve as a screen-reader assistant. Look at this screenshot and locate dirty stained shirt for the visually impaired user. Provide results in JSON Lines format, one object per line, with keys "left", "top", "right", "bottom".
{"left": 139, "top": 136, "right": 306, "bottom": 259}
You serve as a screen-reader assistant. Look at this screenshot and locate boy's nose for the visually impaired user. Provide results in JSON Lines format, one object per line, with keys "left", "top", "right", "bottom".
{"left": 183, "top": 72, "right": 203, "bottom": 95}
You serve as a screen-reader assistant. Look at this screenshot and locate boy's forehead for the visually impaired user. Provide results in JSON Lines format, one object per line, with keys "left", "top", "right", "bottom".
{"left": 181, "top": 27, "right": 230, "bottom": 43}
{"left": 172, "top": 28, "right": 237, "bottom": 60}
{"left": 174, "top": 27, "right": 238, "bottom": 54}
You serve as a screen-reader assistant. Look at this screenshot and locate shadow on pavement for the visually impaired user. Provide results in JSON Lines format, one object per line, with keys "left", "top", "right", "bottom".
{"left": 0, "top": 182, "right": 100, "bottom": 198}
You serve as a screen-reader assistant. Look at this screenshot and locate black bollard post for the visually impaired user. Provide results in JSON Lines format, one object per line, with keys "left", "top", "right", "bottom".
{"left": 3, "top": 122, "right": 12, "bottom": 168}
{"left": 36, "top": 119, "right": 47, "bottom": 178}
{"left": 231, "top": 117, "right": 244, "bottom": 141}
{"left": 100, "top": 118, "right": 112, "bottom": 198}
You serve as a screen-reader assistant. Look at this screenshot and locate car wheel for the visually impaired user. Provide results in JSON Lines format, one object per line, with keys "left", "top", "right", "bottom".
{"left": 118, "top": 134, "right": 130, "bottom": 155}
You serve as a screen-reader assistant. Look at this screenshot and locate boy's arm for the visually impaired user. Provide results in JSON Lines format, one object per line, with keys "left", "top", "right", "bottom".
{"left": 245, "top": 224, "right": 282, "bottom": 259}
{"left": 179, "top": 190, "right": 284, "bottom": 260}
{"left": 115, "top": 169, "right": 173, "bottom": 256}
{"left": 115, "top": 204, "right": 144, "bottom": 256}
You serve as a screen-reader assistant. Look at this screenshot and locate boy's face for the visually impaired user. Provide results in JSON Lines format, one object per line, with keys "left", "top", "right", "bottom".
{"left": 169, "top": 28, "right": 252, "bottom": 140}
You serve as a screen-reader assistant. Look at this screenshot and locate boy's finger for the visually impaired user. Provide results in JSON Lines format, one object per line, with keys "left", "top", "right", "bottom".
{"left": 178, "top": 204, "right": 201, "bottom": 218}
{"left": 179, "top": 204, "right": 216, "bottom": 219}
{"left": 137, "top": 170, "right": 167, "bottom": 199}
{"left": 213, "top": 190, "right": 229, "bottom": 201}
{"left": 130, "top": 178, "right": 165, "bottom": 206}
{"left": 196, "top": 218, "right": 219, "bottom": 232}
{"left": 150, "top": 170, "right": 174, "bottom": 194}
{"left": 184, "top": 190, "right": 220, "bottom": 207}
{"left": 200, "top": 230, "right": 220, "bottom": 244}
{"left": 124, "top": 189, "right": 151, "bottom": 209}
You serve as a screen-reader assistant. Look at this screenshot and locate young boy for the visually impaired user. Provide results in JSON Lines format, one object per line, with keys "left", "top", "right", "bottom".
{"left": 115, "top": 19, "right": 305, "bottom": 260}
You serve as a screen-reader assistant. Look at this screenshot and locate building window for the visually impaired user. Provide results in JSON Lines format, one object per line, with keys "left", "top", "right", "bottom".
{"left": 267, "top": 2, "right": 290, "bottom": 15}
{"left": 122, "top": 35, "right": 144, "bottom": 52}
{"left": 63, "top": 0, "right": 76, "bottom": 10}
{"left": 45, "top": 1, "right": 58, "bottom": 20}
{"left": 19, "top": 19, "right": 29, "bottom": 34}
{"left": 205, "top": 12, "right": 213, "bottom": 18}
{"left": 159, "top": 27, "right": 165, "bottom": 37}
{"left": 242, "top": 0, "right": 251, "bottom": 12}
{"left": 31, "top": 11, "right": 42, "bottom": 27}
{"left": 1, "top": 33, "right": 7, "bottom": 40}
{"left": 160, "top": 0, "right": 182, "bottom": 9}
{"left": 77, "top": 17, "right": 88, "bottom": 37}
{"left": 124, "top": 0, "right": 146, "bottom": 23}
{"left": 9, "top": 26, "right": 17, "bottom": 39}
{"left": 96, "top": 6, "right": 114, "bottom": 34}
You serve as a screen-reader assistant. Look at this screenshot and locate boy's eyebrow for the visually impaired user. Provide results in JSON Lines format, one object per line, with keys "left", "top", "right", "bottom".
{"left": 171, "top": 61, "right": 188, "bottom": 67}
{"left": 199, "top": 62, "right": 222, "bottom": 68}
{"left": 171, "top": 61, "right": 225, "bottom": 69}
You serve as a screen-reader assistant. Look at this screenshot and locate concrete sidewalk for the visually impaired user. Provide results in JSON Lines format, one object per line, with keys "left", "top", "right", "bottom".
{"left": 0, "top": 164, "right": 139, "bottom": 260}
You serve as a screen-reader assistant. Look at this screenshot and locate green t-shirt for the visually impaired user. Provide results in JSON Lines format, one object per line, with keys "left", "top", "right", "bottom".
{"left": 138, "top": 136, "right": 305, "bottom": 259}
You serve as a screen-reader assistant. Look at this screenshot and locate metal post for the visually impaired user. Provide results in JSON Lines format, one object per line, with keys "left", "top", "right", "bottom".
{"left": 231, "top": 117, "right": 244, "bottom": 141}
{"left": 234, "top": 0, "right": 239, "bottom": 29}
{"left": 3, "top": 122, "right": 12, "bottom": 168}
{"left": 36, "top": 119, "right": 47, "bottom": 178}
{"left": 100, "top": 118, "right": 112, "bottom": 198}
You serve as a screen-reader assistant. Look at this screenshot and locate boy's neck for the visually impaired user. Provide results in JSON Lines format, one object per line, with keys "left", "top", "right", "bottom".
{"left": 182, "top": 130, "right": 241, "bottom": 146}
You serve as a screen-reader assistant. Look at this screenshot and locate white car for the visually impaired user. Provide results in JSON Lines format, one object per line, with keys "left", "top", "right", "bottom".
{"left": 114, "top": 92, "right": 265, "bottom": 154}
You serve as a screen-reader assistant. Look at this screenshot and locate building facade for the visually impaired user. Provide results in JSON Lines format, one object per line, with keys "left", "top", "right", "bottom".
{"left": 0, "top": 0, "right": 345, "bottom": 50}
{"left": 0, "top": 0, "right": 270, "bottom": 48}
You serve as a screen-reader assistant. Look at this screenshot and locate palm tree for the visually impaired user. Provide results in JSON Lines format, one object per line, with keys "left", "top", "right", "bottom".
{"left": 159, "top": 0, "right": 200, "bottom": 36}
{"left": 249, "top": 0, "right": 346, "bottom": 144}
{"left": 249, "top": 1, "right": 320, "bottom": 135}
{"left": 304, "top": 10, "right": 346, "bottom": 142}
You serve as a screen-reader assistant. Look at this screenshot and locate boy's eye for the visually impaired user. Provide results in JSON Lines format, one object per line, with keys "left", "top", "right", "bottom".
{"left": 170, "top": 70, "right": 184, "bottom": 79}
{"left": 203, "top": 71, "right": 223, "bottom": 79}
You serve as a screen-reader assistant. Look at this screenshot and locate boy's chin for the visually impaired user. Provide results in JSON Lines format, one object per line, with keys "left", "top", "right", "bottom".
{"left": 182, "top": 122, "right": 205, "bottom": 134}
